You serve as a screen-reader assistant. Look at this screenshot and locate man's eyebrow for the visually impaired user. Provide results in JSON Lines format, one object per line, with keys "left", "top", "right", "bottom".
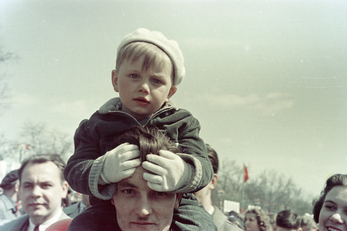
{"left": 22, "top": 181, "right": 33, "bottom": 185}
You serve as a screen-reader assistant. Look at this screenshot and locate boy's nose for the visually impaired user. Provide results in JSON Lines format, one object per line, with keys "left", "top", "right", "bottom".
{"left": 138, "top": 80, "right": 150, "bottom": 93}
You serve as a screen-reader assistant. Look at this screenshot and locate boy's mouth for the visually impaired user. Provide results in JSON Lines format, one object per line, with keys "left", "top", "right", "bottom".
{"left": 134, "top": 97, "right": 149, "bottom": 106}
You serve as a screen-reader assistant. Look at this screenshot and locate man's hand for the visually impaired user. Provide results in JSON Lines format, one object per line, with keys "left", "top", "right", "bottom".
{"left": 101, "top": 143, "right": 141, "bottom": 184}
{"left": 142, "top": 150, "right": 189, "bottom": 191}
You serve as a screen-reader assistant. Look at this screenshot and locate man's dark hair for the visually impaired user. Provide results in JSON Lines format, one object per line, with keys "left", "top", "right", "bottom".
{"left": 114, "top": 126, "right": 181, "bottom": 162}
{"left": 276, "top": 210, "right": 300, "bottom": 229}
{"left": 205, "top": 144, "right": 219, "bottom": 174}
{"left": 18, "top": 154, "right": 66, "bottom": 184}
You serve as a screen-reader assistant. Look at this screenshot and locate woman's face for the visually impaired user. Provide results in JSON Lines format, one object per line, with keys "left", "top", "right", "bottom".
{"left": 319, "top": 186, "right": 347, "bottom": 231}
{"left": 245, "top": 213, "right": 261, "bottom": 231}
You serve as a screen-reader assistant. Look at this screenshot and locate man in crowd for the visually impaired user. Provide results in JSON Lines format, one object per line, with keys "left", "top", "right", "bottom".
{"left": 0, "top": 154, "right": 70, "bottom": 231}
{"left": 276, "top": 210, "right": 301, "bottom": 231}
{"left": 67, "top": 126, "right": 216, "bottom": 231}
{"left": 0, "top": 169, "right": 22, "bottom": 225}
{"left": 194, "top": 144, "right": 242, "bottom": 231}
{"left": 63, "top": 194, "right": 90, "bottom": 218}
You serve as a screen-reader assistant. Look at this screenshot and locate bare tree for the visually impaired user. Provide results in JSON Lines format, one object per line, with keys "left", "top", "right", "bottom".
{"left": 215, "top": 158, "right": 313, "bottom": 215}
{"left": 14, "top": 122, "right": 73, "bottom": 162}
{"left": 212, "top": 157, "right": 244, "bottom": 207}
{"left": 0, "top": 47, "right": 17, "bottom": 115}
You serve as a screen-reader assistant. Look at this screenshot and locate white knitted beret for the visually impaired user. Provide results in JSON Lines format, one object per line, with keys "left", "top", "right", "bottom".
{"left": 117, "top": 28, "right": 185, "bottom": 86}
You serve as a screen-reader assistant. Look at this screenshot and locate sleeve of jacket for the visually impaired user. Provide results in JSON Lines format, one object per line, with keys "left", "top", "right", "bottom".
{"left": 63, "top": 119, "right": 116, "bottom": 200}
{"left": 177, "top": 113, "right": 213, "bottom": 193}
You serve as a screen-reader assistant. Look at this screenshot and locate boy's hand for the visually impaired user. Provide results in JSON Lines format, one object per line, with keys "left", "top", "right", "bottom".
{"left": 142, "top": 150, "right": 189, "bottom": 192}
{"left": 101, "top": 143, "right": 141, "bottom": 184}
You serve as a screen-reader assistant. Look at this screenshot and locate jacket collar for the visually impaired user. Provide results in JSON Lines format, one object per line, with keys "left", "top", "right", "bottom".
{"left": 98, "top": 97, "right": 178, "bottom": 114}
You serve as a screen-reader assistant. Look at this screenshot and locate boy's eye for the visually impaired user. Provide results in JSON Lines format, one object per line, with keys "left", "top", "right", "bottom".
{"left": 129, "top": 74, "right": 139, "bottom": 79}
{"left": 151, "top": 78, "right": 163, "bottom": 84}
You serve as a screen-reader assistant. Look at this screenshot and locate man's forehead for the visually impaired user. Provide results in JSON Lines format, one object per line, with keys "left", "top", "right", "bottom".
{"left": 118, "top": 166, "right": 147, "bottom": 189}
{"left": 118, "top": 180, "right": 137, "bottom": 188}
{"left": 21, "top": 162, "right": 60, "bottom": 181}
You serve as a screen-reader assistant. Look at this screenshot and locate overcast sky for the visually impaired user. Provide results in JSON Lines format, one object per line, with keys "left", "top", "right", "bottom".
{"left": 1, "top": 0, "right": 346, "bottom": 199}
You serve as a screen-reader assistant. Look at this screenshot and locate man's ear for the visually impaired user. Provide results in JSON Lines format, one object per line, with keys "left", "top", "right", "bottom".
{"left": 111, "top": 70, "right": 119, "bottom": 92}
{"left": 210, "top": 174, "right": 218, "bottom": 189}
{"left": 61, "top": 181, "right": 69, "bottom": 199}
{"left": 174, "top": 193, "right": 182, "bottom": 209}
{"left": 111, "top": 197, "right": 115, "bottom": 205}
{"left": 165, "top": 86, "right": 177, "bottom": 102}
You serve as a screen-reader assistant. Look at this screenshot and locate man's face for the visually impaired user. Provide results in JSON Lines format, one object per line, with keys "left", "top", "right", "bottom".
{"left": 111, "top": 166, "right": 181, "bottom": 231}
{"left": 112, "top": 55, "right": 177, "bottom": 121}
{"left": 19, "top": 162, "right": 68, "bottom": 225}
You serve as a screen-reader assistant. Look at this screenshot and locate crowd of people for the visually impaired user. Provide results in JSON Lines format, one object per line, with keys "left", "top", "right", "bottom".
{"left": 1, "top": 28, "right": 346, "bottom": 231}
{"left": 243, "top": 208, "right": 317, "bottom": 231}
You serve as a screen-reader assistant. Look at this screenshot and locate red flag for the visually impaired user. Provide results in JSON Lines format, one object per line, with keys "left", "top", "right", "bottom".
{"left": 244, "top": 164, "right": 249, "bottom": 183}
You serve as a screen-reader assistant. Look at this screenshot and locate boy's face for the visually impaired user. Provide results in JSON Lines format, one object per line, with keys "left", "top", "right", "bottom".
{"left": 112, "top": 55, "right": 177, "bottom": 121}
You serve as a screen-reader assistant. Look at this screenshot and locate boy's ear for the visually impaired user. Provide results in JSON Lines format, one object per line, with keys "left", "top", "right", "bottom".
{"left": 166, "top": 86, "right": 177, "bottom": 102}
{"left": 111, "top": 70, "right": 119, "bottom": 92}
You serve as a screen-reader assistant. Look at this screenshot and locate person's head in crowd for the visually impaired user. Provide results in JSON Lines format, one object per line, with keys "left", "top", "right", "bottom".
{"left": 18, "top": 154, "right": 69, "bottom": 226}
{"left": 0, "top": 169, "right": 19, "bottom": 201}
{"left": 299, "top": 215, "right": 317, "bottom": 231}
{"left": 245, "top": 208, "right": 271, "bottom": 231}
{"left": 227, "top": 210, "right": 245, "bottom": 230}
{"left": 267, "top": 213, "right": 277, "bottom": 231}
{"left": 193, "top": 143, "right": 218, "bottom": 211}
{"left": 110, "top": 126, "right": 182, "bottom": 231}
{"left": 312, "top": 174, "right": 347, "bottom": 231}
{"left": 276, "top": 210, "right": 300, "bottom": 231}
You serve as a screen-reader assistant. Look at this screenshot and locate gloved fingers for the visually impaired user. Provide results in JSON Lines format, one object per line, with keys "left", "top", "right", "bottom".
{"left": 147, "top": 181, "right": 165, "bottom": 192}
{"left": 142, "top": 160, "right": 166, "bottom": 176}
{"left": 146, "top": 154, "right": 171, "bottom": 168}
{"left": 158, "top": 150, "right": 177, "bottom": 159}
{"left": 121, "top": 167, "right": 137, "bottom": 179}
{"left": 121, "top": 158, "right": 141, "bottom": 170}
{"left": 143, "top": 172, "right": 163, "bottom": 184}
{"left": 120, "top": 149, "right": 140, "bottom": 161}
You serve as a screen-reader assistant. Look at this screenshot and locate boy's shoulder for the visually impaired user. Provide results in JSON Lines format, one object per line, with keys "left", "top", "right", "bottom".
{"left": 98, "top": 97, "right": 122, "bottom": 114}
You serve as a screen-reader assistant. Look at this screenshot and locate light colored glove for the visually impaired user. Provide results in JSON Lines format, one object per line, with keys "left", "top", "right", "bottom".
{"left": 142, "top": 150, "right": 190, "bottom": 191}
{"left": 101, "top": 143, "right": 141, "bottom": 184}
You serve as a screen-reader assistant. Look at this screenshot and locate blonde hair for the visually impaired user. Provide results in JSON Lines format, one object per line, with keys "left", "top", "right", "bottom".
{"left": 116, "top": 42, "right": 174, "bottom": 81}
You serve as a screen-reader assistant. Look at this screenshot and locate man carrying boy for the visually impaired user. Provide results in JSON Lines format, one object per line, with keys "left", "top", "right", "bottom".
{"left": 64, "top": 28, "right": 215, "bottom": 230}
{"left": 69, "top": 126, "right": 215, "bottom": 231}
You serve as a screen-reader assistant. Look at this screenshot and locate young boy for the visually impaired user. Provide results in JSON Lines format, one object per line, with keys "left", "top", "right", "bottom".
{"left": 64, "top": 28, "right": 215, "bottom": 230}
